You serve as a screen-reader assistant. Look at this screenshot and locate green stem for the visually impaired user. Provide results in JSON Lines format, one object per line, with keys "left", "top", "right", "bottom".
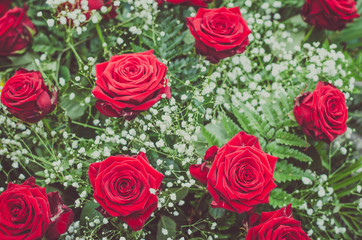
{"left": 95, "top": 23, "right": 111, "bottom": 58}
{"left": 66, "top": 32, "right": 84, "bottom": 66}
{"left": 71, "top": 121, "right": 103, "bottom": 131}
{"left": 302, "top": 25, "right": 315, "bottom": 45}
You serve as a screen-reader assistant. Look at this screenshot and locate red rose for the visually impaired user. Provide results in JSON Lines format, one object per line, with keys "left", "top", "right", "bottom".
{"left": 0, "top": 0, "right": 12, "bottom": 17}
{"left": 157, "top": 0, "right": 212, "bottom": 8}
{"left": 92, "top": 50, "right": 171, "bottom": 120}
{"left": 186, "top": 7, "right": 251, "bottom": 63}
{"left": 0, "top": 177, "right": 73, "bottom": 240}
{"left": 190, "top": 132, "right": 278, "bottom": 213}
{"left": 246, "top": 204, "right": 310, "bottom": 240}
{"left": 0, "top": 7, "right": 36, "bottom": 56}
{"left": 293, "top": 81, "right": 348, "bottom": 143}
{"left": 301, "top": 0, "right": 359, "bottom": 31}
{"left": 1, "top": 69, "right": 58, "bottom": 123}
{"left": 88, "top": 152, "right": 164, "bottom": 231}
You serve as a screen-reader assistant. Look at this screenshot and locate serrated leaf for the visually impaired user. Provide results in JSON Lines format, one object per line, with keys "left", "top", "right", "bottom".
{"left": 201, "top": 122, "right": 227, "bottom": 147}
{"left": 220, "top": 113, "right": 241, "bottom": 137}
{"left": 239, "top": 104, "right": 265, "bottom": 134}
{"left": 274, "top": 160, "right": 309, "bottom": 183}
{"left": 267, "top": 142, "right": 312, "bottom": 162}
{"left": 275, "top": 130, "right": 307, "bottom": 148}
{"left": 269, "top": 188, "right": 304, "bottom": 209}
{"left": 262, "top": 104, "right": 277, "bottom": 127}
{"left": 232, "top": 107, "right": 254, "bottom": 135}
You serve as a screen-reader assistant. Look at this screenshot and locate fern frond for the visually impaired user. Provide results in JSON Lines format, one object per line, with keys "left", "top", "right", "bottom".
{"left": 220, "top": 113, "right": 242, "bottom": 137}
{"left": 267, "top": 142, "right": 312, "bottom": 162}
{"left": 269, "top": 188, "right": 304, "bottom": 208}
{"left": 274, "top": 160, "right": 310, "bottom": 183}
{"left": 275, "top": 129, "right": 307, "bottom": 148}
{"left": 201, "top": 125, "right": 221, "bottom": 146}
{"left": 239, "top": 104, "right": 265, "bottom": 134}
{"left": 232, "top": 107, "right": 255, "bottom": 135}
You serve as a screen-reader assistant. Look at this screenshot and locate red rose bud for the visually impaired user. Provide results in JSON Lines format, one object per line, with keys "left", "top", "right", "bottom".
{"left": 46, "top": 192, "right": 74, "bottom": 240}
{"left": 246, "top": 204, "right": 311, "bottom": 240}
{"left": 301, "top": 0, "right": 360, "bottom": 31}
{"left": 0, "top": 0, "right": 12, "bottom": 17}
{"left": 293, "top": 81, "right": 348, "bottom": 143}
{"left": 1, "top": 69, "right": 58, "bottom": 123}
{"left": 189, "top": 145, "right": 218, "bottom": 185}
{"left": 157, "top": 0, "right": 212, "bottom": 8}
{"left": 0, "top": 177, "right": 51, "bottom": 239}
{"left": 186, "top": 7, "right": 251, "bottom": 63}
{"left": 88, "top": 152, "right": 164, "bottom": 231}
{"left": 0, "top": 6, "right": 36, "bottom": 56}
{"left": 206, "top": 132, "right": 277, "bottom": 214}
{"left": 92, "top": 50, "right": 171, "bottom": 120}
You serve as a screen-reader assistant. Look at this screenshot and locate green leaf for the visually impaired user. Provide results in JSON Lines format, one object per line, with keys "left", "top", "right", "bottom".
{"left": 220, "top": 113, "right": 241, "bottom": 137}
{"left": 261, "top": 104, "right": 278, "bottom": 128}
{"left": 80, "top": 202, "right": 103, "bottom": 225}
{"left": 239, "top": 104, "right": 264, "bottom": 134}
{"left": 157, "top": 216, "right": 177, "bottom": 240}
{"left": 266, "top": 142, "right": 312, "bottom": 162}
{"left": 168, "top": 187, "right": 189, "bottom": 202}
{"left": 275, "top": 129, "right": 307, "bottom": 148}
{"left": 60, "top": 86, "right": 89, "bottom": 120}
{"left": 209, "top": 207, "right": 226, "bottom": 219}
{"left": 232, "top": 107, "right": 254, "bottom": 135}
{"left": 183, "top": 31, "right": 195, "bottom": 45}
{"left": 269, "top": 188, "right": 304, "bottom": 209}
{"left": 201, "top": 124, "right": 224, "bottom": 147}
{"left": 274, "top": 160, "right": 310, "bottom": 183}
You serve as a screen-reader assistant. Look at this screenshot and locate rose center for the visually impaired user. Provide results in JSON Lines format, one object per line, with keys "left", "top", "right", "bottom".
{"left": 116, "top": 178, "right": 135, "bottom": 197}
{"left": 11, "top": 206, "right": 21, "bottom": 216}
{"left": 242, "top": 169, "right": 254, "bottom": 182}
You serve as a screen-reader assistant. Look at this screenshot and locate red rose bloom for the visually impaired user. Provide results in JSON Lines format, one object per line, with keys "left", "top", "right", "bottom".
{"left": 92, "top": 50, "right": 171, "bottom": 120}
{"left": 88, "top": 152, "right": 164, "bottom": 231}
{"left": 1, "top": 69, "right": 58, "bottom": 123}
{"left": 0, "top": 0, "right": 12, "bottom": 17}
{"left": 0, "top": 177, "right": 73, "bottom": 240}
{"left": 301, "top": 0, "right": 359, "bottom": 31}
{"left": 0, "top": 6, "right": 36, "bottom": 56}
{"left": 293, "top": 81, "right": 348, "bottom": 143}
{"left": 186, "top": 7, "right": 251, "bottom": 63}
{"left": 246, "top": 204, "right": 311, "bottom": 240}
{"left": 190, "top": 132, "right": 278, "bottom": 213}
{"left": 157, "top": 0, "right": 212, "bottom": 8}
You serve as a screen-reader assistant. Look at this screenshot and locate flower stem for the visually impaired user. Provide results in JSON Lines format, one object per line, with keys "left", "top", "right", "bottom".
{"left": 302, "top": 25, "right": 315, "bottom": 45}
{"left": 95, "top": 23, "right": 111, "bottom": 59}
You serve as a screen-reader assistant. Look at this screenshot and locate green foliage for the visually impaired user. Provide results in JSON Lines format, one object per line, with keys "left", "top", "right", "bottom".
{"left": 266, "top": 142, "right": 312, "bottom": 162}
{"left": 275, "top": 129, "right": 307, "bottom": 148}
{"left": 139, "top": 15, "right": 193, "bottom": 61}
{"left": 220, "top": 113, "right": 241, "bottom": 138}
{"left": 157, "top": 216, "right": 177, "bottom": 240}
{"left": 274, "top": 160, "right": 312, "bottom": 183}
{"left": 201, "top": 125, "right": 221, "bottom": 147}
{"left": 209, "top": 207, "right": 226, "bottom": 220}
{"left": 269, "top": 188, "right": 304, "bottom": 209}
{"left": 80, "top": 202, "right": 103, "bottom": 225}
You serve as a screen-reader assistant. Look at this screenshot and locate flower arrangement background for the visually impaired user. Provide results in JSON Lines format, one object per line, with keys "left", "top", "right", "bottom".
{"left": 0, "top": 0, "right": 361, "bottom": 239}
